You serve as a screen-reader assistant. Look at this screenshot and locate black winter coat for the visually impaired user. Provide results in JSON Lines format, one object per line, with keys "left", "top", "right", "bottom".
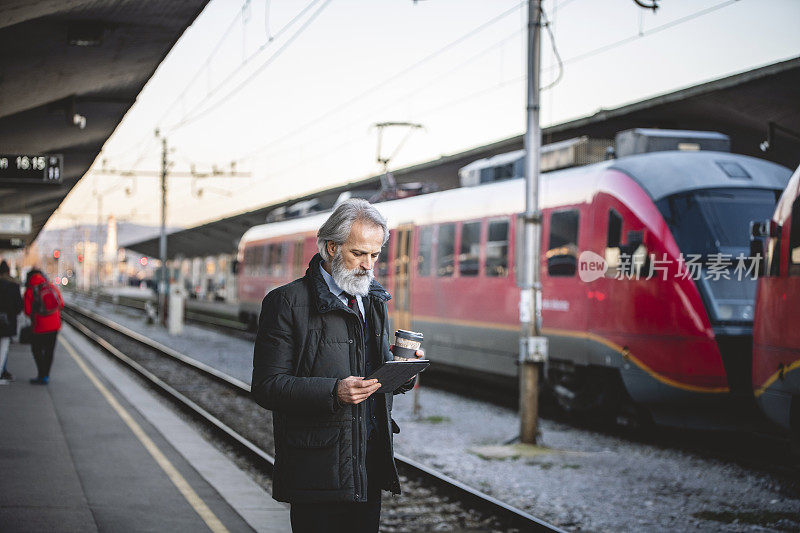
{"left": 252, "top": 254, "right": 412, "bottom": 504}
{"left": 0, "top": 276, "right": 23, "bottom": 338}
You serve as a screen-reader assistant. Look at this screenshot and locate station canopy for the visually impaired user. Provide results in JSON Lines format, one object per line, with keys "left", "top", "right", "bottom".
{"left": 126, "top": 56, "right": 800, "bottom": 261}
{"left": 0, "top": 0, "right": 210, "bottom": 249}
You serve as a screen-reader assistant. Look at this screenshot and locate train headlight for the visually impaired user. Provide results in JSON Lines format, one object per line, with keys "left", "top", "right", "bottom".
{"left": 717, "top": 304, "right": 734, "bottom": 320}
{"left": 715, "top": 303, "right": 754, "bottom": 322}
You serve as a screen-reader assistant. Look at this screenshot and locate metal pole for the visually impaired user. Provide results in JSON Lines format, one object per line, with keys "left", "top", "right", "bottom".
{"left": 82, "top": 227, "right": 90, "bottom": 290}
{"left": 519, "top": 0, "right": 548, "bottom": 445}
{"left": 95, "top": 193, "right": 102, "bottom": 293}
{"left": 158, "top": 134, "right": 168, "bottom": 326}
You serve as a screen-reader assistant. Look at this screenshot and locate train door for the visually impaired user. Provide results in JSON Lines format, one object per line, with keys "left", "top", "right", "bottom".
{"left": 393, "top": 225, "right": 413, "bottom": 331}
{"left": 754, "top": 172, "right": 800, "bottom": 432}
{"left": 541, "top": 206, "right": 589, "bottom": 364}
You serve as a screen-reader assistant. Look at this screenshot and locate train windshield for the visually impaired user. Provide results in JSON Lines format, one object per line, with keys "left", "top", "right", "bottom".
{"left": 657, "top": 187, "right": 781, "bottom": 324}
{"left": 656, "top": 188, "right": 780, "bottom": 258}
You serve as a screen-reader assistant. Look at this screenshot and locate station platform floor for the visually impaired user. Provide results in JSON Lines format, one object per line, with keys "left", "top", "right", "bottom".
{"left": 0, "top": 324, "right": 289, "bottom": 532}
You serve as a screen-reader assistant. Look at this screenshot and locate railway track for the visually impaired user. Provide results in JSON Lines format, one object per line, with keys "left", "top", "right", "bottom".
{"left": 69, "top": 290, "right": 253, "bottom": 337}
{"left": 63, "top": 302, "right": 564, "bottom": 533}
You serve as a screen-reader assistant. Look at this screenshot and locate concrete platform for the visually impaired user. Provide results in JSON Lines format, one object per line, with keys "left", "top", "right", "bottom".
{"left": 0, "top": 324, "right": 289, "bottom": 532}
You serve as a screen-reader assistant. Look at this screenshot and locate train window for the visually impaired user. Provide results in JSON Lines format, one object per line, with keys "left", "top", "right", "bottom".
{"left": 280, "top": 241, "right": 291, "bottom": 277}
{"left": 768, "top": 232, "right": 782, "bottom": 277}
{"left": 248, "top": 244, "right": 267, "bottom": 275}
{"left": 259, "top": 244, "right": 269, "bottom": 275}
{"left": 417, "top": 226, "right": 434, "bottom": 277}
{"left": 268, "top": 243, "right": 284, "bottom": 277}
{"left": 243, "top": 247, "right": 255, "bottom": 275}
{"left": 547, "top": 209, "right": 579, "bottom": 277}
{"left": 607, "top": 209, "right": 622, "bottom": 248}
{"left": 656, "top": 189, "right": 778, "bottom": 258}
{"left": 790, "top": 196, "right": 800, "bottom": 276}
{"left": 494, "top": 163, "right": 514, "bottom": 181}
{"left": 479, "top": 163, "right": 516, "bottom": 184}
{"left": 437, "top": 223, "right": 456, "bottom": 277}
{"left": 264, "top": 244, "right": 273, "bottom": 275}
{"left": 605, "top": 209, "right": 623, "bottom": 272}
{"left": 486, "top": 219, "right": 509, "bottom": 277}
{"left": 513, "top": 158, "right": 524, "bottom": 178}
{"left": 459, "top": 222, "right": 481, "bottom": 276}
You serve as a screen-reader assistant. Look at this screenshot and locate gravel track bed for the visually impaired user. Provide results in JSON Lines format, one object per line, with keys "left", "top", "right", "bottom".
{"left": 65, "top": 309, "right": 517, "bottom": 533}
{"left": 391, "top": 388, "right": 800, "bottom": 532}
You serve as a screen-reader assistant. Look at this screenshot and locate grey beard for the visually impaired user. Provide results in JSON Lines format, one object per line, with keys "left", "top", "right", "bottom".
{"left": 332, "top": 251, "right": 373, "bottom": 297}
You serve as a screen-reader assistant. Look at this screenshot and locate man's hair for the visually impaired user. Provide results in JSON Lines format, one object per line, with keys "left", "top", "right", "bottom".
{"left": 0, "top": 260, "right": 9, "bottom": 275}
{"left": 317, "top": 199, "right": 389, "bottom": 262}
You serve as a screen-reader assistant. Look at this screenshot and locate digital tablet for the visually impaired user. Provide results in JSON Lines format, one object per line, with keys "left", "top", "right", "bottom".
{"left": 366, "top": 360, "right": 429, "bottom": 393}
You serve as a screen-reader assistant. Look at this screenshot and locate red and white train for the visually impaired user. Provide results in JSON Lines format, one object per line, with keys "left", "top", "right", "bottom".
{"left": 752, "top": 163, "right": 800, "bottom": 445}
{"left": 238, "top": 130, "right": 793, "bottom": 428}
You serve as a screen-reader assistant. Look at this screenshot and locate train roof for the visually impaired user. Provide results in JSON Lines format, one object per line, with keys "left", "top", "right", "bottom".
{"left": 239, "top": 152, "right": 792, "bottom": 248}
{"left": 609, "top": 151, "right": 791, "bottom": 202}
{"left": 239, "top": 177, "right": 529, "bottom": 247}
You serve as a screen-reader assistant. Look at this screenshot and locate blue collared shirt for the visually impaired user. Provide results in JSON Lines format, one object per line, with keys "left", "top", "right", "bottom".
{"left": 319, "top": 263, "right": 365, "bottom": 320}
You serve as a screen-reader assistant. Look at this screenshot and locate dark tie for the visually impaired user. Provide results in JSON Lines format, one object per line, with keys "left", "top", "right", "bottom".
{"left": 342, "top": 292, "right": 363, "bottom": 323}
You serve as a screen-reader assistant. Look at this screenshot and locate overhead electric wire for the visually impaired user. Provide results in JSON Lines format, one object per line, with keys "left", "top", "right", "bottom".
{"left": 554, "top": 0, "right": 581, "bottom": 9}
{"left": 103, "top": 0, "right": 320, "bottom": 170}
{"left": 167, "top": 0, "right": 332, "bottom": 132}
{"left": 540, "top": 5, "right": 563, "bottom": 91}
{"left": 154, "top": 5, "right": 247, "bottom": 129}
{"left": 420, "top": 75, "right": 525, "bottom": 118}
{"left": 232, "top": 0, "right": 526, "bottom": 163}
{"left": 237, "top": 27, "right": 525, "bottom": 163}
{"left": 104, "top": 3, "right": 248, "bottom": 167}
{"left": 549, "top": 0, "right": 741, "bottom": 71}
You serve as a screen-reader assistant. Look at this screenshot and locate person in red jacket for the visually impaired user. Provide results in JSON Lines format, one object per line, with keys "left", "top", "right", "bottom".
{"left": 24, "top": 269, "right": 64, "bottom": 385}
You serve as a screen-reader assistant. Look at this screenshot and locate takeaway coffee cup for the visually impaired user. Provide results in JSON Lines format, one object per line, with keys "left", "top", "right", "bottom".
{"left": 393, "top": 329, "right": 424, "bottom": 360}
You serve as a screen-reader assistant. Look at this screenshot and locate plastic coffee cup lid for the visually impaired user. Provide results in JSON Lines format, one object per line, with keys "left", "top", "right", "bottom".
{"left": 395, "top": 329, "right": 423, "bottom": 340}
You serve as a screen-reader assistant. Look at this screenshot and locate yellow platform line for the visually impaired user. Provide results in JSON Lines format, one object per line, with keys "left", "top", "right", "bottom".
{"left": 60, "top": 336, "right": 229, "bottom": 533}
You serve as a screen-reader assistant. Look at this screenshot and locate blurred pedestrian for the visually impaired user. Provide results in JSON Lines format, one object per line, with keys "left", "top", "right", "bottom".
{"left": 0, "top": 260, "right": 23, "bottom": 384}
{"left": 24, "top": 269, "right": 64, "bottom": 385}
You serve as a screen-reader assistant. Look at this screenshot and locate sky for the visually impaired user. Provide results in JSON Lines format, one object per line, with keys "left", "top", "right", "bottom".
{"left": 48, "top": 0, "right": 800, "bottom": 231}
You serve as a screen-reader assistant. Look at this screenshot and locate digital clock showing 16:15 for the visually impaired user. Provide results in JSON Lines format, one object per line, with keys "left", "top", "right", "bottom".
{"left": 0, "top": 154, "right": 62, "bottom": 184}
{"left": 15, "top": 156, "right": 47, "bottom": 171}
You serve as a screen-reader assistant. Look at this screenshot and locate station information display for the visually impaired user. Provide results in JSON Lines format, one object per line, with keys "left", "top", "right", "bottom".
{"left": 0, "top": 154, "right": 63, "bottom": 185}
{"left": 0, "top": 238, "right": 25, "bottom": 249}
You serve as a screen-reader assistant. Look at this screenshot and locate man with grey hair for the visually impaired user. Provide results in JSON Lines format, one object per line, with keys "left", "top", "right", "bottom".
{"left": 252, "top": 199, "right": 422, "bottom": 532}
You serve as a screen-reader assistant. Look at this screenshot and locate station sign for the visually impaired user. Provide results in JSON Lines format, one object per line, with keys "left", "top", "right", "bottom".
{"left": 0, "top": 154, "right": 63, "bottom": 185}
{"left": 0, "top": 214, "right": 32, "bottom": 235}
{"left": 0, "top": 238, "right": 25, "bottom": 249}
